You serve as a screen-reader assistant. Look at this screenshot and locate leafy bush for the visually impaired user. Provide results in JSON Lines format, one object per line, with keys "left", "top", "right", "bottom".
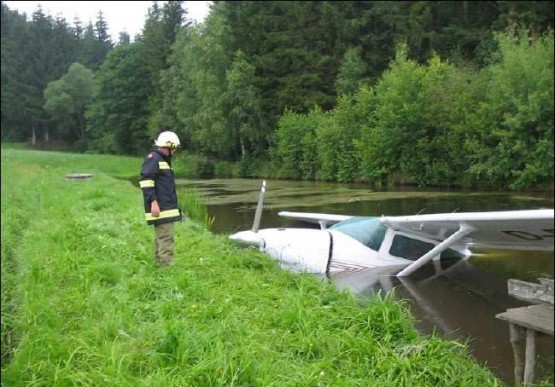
{"left": 271, "top": 109, "right": 314, "bottom": 179}
{"left": 195, "top": 156, "right": 215, "bottom": 178}
{"left": 464, "top": 29, "right": 554, "bottom": 189}
{"left": 214, "top": 160, "right": 234, "bottom": 178}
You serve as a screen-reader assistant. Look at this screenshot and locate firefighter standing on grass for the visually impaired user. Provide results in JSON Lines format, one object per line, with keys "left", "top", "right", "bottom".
{"left": 139, "top": 131, "right": 183, "bottom": 266}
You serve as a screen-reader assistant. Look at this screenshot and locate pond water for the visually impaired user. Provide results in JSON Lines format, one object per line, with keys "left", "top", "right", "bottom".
{"left": 177, "top": 178, "right": 554, "bottom": 384}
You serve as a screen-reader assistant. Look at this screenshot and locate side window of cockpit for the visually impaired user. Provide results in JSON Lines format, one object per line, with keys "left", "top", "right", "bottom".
{"left": 389, "top": 235, "right": 434, "bottom": 261}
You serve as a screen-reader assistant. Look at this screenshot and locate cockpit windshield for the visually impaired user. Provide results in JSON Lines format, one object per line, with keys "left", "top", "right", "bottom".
{"left": 330, "top": 217, "right": 386, "bottom": 251}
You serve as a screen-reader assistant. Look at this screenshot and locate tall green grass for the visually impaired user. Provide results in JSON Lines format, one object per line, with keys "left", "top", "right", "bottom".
{"left": 1, "top": 148, "right": 510, "bottom": 386}
{"left": 179, "top": 189, "right": 215, "bottom": 230}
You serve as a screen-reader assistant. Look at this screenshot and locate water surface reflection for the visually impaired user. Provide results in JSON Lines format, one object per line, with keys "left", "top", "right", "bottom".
{"left": 323, "top": 259, "right": 553, "bottom": 384}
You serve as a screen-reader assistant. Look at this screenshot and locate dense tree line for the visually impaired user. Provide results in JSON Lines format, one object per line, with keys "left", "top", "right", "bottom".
{"left": 1, "top": 2, "right": 112, "bottom": 145}
{"left": 1, "top": 1, "right": 553, "bottom": 189}
{"left": 272, "top": 33, "right": 553, "bottom": 190}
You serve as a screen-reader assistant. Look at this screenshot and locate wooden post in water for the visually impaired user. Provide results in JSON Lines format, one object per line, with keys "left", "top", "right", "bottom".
{"left": 508, "top": 324, "right": 524, "bottom": 384}
{"left": 524, "top": 328, "right": 536, "bottom": 383}
{"left": 496, "top": 278, "right": 554, "bottom": 386}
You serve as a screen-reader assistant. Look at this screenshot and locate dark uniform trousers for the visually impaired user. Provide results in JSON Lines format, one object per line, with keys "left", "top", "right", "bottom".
{"left": 155, "top": 222, "right": 174, "bottom": 265}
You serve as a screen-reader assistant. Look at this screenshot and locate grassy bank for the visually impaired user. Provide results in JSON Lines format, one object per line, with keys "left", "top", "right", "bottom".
{"left": 1, "top": 148, "right": 504, "bottom": 386}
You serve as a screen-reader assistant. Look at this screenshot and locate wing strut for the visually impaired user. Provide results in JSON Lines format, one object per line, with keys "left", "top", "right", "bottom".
{"left": 396, "top": 224, "right": 474, "bottom": 277}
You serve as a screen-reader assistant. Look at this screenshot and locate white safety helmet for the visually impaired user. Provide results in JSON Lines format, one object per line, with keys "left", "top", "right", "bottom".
{"left": 154, "top": 131, "right": 180, "bottom": 149}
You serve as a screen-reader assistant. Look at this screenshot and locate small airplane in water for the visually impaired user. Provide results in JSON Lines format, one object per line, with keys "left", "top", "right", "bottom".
{"left": 229, "top": 181, "right": 554, "bottom": 276}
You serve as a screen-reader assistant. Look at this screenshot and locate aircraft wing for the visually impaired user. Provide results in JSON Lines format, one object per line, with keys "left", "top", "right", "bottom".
{"left": 278, "top": 211, "right": 352, "bottom": 229}
{"left": 380, "top": 209, "right": 554, "bottom": 251}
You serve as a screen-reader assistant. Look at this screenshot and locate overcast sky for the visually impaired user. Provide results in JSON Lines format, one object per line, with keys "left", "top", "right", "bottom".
{"left": 3, "top": 1, "right": 212, "bottom": 41}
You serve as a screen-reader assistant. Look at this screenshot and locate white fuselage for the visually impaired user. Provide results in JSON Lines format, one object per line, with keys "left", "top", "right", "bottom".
{"left": 230, "top": 226, "right": 470, "bottom": 274}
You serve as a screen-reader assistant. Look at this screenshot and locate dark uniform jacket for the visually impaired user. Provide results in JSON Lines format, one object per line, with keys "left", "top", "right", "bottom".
{"left": 139, "top": 149, "right": 182, "bottom": 225}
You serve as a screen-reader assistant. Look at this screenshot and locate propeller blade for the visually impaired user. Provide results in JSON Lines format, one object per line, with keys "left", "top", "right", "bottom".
{"left": 252, "top": 180, "right": 266, "bottom": 233}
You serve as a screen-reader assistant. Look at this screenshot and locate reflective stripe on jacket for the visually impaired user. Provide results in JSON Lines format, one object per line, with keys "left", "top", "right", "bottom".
{"left": 139, "top": 149, "right": 182, "bottom": 225}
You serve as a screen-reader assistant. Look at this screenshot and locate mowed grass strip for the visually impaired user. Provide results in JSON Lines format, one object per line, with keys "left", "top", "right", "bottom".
{"left": 1, "top": 148, "right": 502, "bottom": 386}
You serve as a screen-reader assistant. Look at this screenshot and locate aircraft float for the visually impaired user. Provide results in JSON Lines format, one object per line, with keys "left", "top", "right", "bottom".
{"left": 229, "top": 181, "right": 554, "bottom": 276}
